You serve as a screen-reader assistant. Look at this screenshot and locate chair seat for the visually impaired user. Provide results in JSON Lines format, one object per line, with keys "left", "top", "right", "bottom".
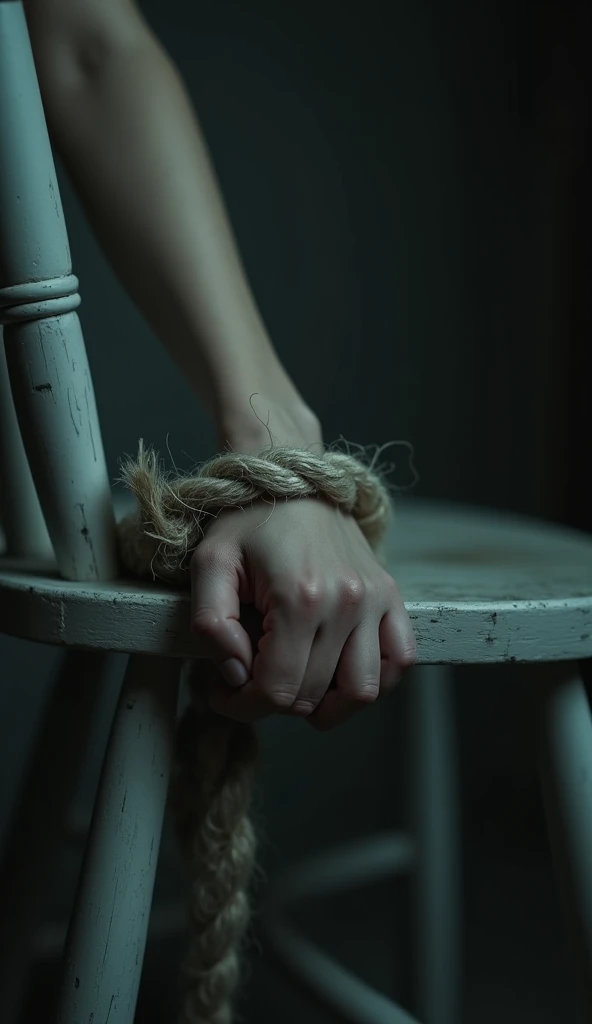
{"left": 1, "top": 497, "right": 591, "bottom": 663}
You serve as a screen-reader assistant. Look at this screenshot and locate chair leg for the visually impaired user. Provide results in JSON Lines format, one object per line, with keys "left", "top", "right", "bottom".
{"left": 409, "top": 665, "right": 462, "bottom": 1024}
{"left": 55, "top": 654, "right": 182, "bottom": 1024}
{"left": 0, "top": 649, "right": 105, "bottom": 1024}
{"left": 530, "top": 661, "right": 592, "bottom": 1022}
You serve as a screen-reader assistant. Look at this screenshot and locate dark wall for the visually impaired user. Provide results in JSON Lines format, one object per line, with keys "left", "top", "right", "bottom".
{"left": 44, "top": 0, "right": 572, "bottom": 517}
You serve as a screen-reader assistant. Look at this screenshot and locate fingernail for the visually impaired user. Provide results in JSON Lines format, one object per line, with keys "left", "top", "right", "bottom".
{"left": 220, "top": 658, "right": 248, "bottom": 687}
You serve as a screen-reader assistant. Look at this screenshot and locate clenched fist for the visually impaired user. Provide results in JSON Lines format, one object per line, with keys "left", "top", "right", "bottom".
{"left": 190, "top": 495, "right": 415, "bottom": 731}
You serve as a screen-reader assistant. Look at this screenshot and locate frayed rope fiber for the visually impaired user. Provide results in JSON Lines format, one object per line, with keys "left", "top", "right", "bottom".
{"left": 114, "top": 436, "right": 413, "bottom": 1024}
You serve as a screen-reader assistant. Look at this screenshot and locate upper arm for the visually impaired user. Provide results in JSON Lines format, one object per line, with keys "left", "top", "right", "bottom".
{"left": 24, "top": 0, "right": 149, "bottom": 83}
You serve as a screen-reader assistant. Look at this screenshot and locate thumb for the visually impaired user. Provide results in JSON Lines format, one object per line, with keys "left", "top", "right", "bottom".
{"left": 190, "top": 546, "right": 253, "bottom": 687}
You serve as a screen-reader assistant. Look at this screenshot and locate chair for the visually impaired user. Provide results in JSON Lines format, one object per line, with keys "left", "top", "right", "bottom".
{"left": 0, "top": 3, "right": 591, "bottom": 1023}
{"left": 259, "top": 503, "right": 592, "bottom": 1023}
{"left": 0, "top": 4, "right": 183, "bottom": 1022}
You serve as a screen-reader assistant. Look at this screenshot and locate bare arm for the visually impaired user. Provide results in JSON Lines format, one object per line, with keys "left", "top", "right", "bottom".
{"left": 25, "top": 0, "right": 321, "bottom": 450}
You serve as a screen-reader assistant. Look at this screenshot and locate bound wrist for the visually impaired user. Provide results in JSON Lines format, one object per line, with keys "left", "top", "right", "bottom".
{"left": 216, "top": 384, "right": 323, "bottom": 456}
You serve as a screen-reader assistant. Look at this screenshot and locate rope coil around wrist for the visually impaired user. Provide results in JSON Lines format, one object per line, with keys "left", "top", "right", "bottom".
{"left": 115, "top": 438, "right": 398, "bottom": 1024}
{"left": 116, "top": 438, "right": 395, "bottom": 587}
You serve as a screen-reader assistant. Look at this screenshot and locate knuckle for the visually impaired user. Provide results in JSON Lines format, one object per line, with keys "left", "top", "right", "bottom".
{"left": 399, "top": 641, "right": 417, "bottom": 670}
{"left": 289, "top": 698, "right": 318, "bottom": 717}
{"left": 293, "top": 578, "right": 326, "bottom": 610}
{"left": 337, "top": 575, "right": 367, "bottom": 608}
{"left": 191, "top": 611, "right": 222, "bottom": 636}
{"left": 344, "top": 680, "right": 380, "bottom": 705}
{"left": 269, "top": 578, "right": 325, "bottom": 614}
{"left": 357, "top": 685, "right": 380, "bottom": 705}
{"left": 268, "top": 689, "right": 297, "bottom": 711}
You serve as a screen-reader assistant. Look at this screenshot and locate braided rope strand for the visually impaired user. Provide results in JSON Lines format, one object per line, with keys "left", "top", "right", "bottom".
{"left": 117, "top": 439, "right": 394, "bottom": 584}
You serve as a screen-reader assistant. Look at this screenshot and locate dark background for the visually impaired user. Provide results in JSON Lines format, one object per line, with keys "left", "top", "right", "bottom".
{"left": 1, "top": 0, "right": 590, "bottom": 1021}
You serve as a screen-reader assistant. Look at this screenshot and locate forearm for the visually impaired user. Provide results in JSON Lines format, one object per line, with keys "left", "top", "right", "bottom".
{"left": 32, "top": 19, "right": 315, "bottom": 441}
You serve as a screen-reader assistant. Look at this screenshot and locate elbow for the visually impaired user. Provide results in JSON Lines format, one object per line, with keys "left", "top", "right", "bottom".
{"left": 24, "top": 0, "right": 151, "bottom": 91}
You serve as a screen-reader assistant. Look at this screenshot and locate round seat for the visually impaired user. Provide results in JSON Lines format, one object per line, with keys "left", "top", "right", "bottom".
{"left": 1, "top": 498, "right": 591, "bottom": 663}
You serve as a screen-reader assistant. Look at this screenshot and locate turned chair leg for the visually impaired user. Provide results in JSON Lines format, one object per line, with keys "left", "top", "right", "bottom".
{"left": 55, "top": 654, "right": 182, "bottom": 1024}
{"left": 531, "top": 661, "right": 592, "bottom": 1022}
{"left": 409, "top": 665, "right": 462, "bottom": 1024}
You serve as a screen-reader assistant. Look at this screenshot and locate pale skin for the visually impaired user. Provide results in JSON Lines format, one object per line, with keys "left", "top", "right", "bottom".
{"left": 26, "top": 0, "right": 416, "bottom": 729}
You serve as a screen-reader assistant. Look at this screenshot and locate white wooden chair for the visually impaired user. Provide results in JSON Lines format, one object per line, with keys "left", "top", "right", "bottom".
{"left": 259, "top": 503, "right": 592, "bottom": 1023}
{"left": 0, "top": 3, "right": 591, "bottom": 1023}
{"left": 0, "top": 5, "right": 183, "bottom": 1023}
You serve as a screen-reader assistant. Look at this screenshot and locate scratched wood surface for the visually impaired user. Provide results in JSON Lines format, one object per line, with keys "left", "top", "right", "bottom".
{"left": 1, "top": 496, "right": 591, "bottom": 664}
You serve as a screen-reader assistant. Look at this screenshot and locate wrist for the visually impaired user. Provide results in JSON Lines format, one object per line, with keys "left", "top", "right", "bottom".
{"left": 215, "top": 377, "right": 323, "bottom": 456}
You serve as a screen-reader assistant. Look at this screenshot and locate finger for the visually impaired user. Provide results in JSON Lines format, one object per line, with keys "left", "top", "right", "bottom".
{"left": 284, "top": 579, "right": 367, "bottom": 716}
{"left": 307, "top": 619, "right": 381, "bottom": 731}
{"left": 190, "top": 545, "right": 254, "bottom": 684}
{"left": 378, "top": 606, "right": 416, "bottom": 693}
{"left": 208, "top": 599, "right": 317, "bottom": 722}
{"left": 277, "top": 621, "right": 353, "bottom": 717}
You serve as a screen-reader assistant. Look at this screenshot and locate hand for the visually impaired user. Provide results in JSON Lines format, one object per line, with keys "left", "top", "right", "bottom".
{"left": 189, "top": 496, "right": 416, "bottom": 731}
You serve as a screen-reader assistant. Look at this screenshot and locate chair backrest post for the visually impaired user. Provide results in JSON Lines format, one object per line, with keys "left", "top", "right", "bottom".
{"left": 0, "top": 332, "right": 53, "bottom": 557}
{"left": 0, "top": 0, "right": 119, "bottom": 581}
